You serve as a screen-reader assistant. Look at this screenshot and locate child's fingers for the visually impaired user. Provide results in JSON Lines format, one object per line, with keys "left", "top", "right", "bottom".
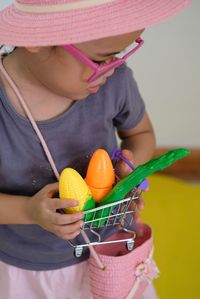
{"left": 117, "top": 160, "right": 131, "bottom": 177}
{"left": 51, "top": 212, "right": 84, "bottom": 226}
{"left": 134, "top": 212, "right": 141, "bottom": 223}
{"left": 121, "top": 149, "right": 134, "bottom": 162}
{"left": 42, "top": 182, "right": 59, "bottom": 197}
{"left": 136, "top": 198, "right": 145, "bottom": 210}
{"left": 132, "top": 189, "right": 145, "bottom": 211}
{"left": 129, "top": 192, "right": 144, "bottom": 209}
{"left": 51, "top": 198, "right": 79, "bottom": 210}
{"left": 116, "top": 160, "right": 130, "bottom": 178}
{"left": 52, "top": 221, "right": 83, "bottom": 240}
{"left": 62, "top": 231, "right": 81, "bottom": 240}
{"left": 116, "top": 149, "right": 134, "bottom": 178}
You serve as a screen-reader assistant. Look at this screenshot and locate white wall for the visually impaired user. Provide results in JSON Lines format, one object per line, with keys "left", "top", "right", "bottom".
{"left": 128, "top": 1, "right": 200, "bottom": 148}
{"left": 0, "top": 0, "right": 12, "bottom": 9}
{"left": 0, "top": 0, "right": 199, "bottom": 148}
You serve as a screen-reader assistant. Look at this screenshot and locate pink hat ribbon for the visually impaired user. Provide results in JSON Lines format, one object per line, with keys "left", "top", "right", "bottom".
{"left": 14, "top": 0, "right": 114, "bottom": 13}
{"left": 0, "top": 0, "right": 192, "bottom": 46}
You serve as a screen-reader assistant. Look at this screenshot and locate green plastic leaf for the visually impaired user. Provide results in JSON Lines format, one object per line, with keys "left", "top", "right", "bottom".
{"left": 83, "top": 196, "right": 96, "bottom": 221}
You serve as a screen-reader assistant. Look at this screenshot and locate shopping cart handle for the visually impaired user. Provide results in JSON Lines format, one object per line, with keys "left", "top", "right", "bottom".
{"left": 137, "top": 179, "right": 149, "bottom": 191}
{"left": 110, "top": 148, "right": 149, "bottom": 191}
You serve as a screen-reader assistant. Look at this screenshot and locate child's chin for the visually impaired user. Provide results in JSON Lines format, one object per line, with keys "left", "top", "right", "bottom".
{"left": 76, "top": 91, "right": 91, "bottom": 100}
{"left": 67, "top": 91, "right": 89, "bottom": 100}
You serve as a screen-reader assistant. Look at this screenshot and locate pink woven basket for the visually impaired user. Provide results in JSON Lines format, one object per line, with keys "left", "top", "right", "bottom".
{"left": 88, "top": 223, "right": 159, "bottom": 299}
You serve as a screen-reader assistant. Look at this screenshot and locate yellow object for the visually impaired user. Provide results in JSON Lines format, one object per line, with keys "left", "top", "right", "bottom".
{"left": 59, "top": 168, "right": 92, "bottom": 213}
{"left": 142, "top": 174, "right": 200, "bottom": 299}
{"left": 85, "top": 149, "right": 115, "bottom": 203}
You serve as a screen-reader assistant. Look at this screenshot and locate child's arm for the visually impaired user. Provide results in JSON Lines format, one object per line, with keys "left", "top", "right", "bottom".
{"left": 116, "top": 112, "right": 155, "bottom": 221}
{"left": 117, "top": 112, "right": 156, "bottom": 176}
{"left": 0, "top": 183, "right": 83, "bottom": 240}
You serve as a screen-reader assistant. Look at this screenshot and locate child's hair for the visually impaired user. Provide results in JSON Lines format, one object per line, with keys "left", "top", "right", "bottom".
{"left": 0, "top": 45, "right": 15, "bottom": 56}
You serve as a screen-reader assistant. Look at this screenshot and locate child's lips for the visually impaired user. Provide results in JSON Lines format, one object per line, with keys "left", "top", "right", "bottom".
{"left": 88, "top": 85, "right": 100, "bottom": 93}
{"left": 88, "top": 80, "right": 106, "bottom": 93}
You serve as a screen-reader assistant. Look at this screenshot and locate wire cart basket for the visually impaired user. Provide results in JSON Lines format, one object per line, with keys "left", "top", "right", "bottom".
{"left": 68, "top": 189, "right": 140, "bottom": 258}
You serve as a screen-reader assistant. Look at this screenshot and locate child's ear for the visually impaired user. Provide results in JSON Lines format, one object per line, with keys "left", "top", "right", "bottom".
{"left": 25, "top": 47, "right": 41, "bottom": 53}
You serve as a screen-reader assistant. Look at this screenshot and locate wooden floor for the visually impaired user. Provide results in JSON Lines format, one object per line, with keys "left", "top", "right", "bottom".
{"left": 154, "top": 148, "right": 200, "bottom": 181}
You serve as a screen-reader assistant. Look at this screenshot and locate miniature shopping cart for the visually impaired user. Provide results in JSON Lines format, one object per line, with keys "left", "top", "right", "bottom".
{"left": 68, "top": 189, "right": 140, "bottom": 258}
{"left": 67, "top": 147, "right": 190, "bottom": 259}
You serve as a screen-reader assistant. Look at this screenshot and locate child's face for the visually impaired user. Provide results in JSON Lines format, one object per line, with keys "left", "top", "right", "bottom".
{"left": 25, "top": 29, "right": 144, "bottom": 100}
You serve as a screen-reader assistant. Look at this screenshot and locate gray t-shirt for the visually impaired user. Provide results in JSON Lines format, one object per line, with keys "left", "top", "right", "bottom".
{"left": 0, "top": 64, "right": 145, "bottom": 270}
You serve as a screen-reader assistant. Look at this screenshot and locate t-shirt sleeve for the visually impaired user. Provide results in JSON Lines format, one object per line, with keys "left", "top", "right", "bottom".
{"left": 113, "top": 65, "right": 145, "bottom": 130}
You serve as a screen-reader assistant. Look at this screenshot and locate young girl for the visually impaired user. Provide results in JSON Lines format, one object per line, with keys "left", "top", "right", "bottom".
{"left": 0, "top": 1, "right": 191, "bottom": 298}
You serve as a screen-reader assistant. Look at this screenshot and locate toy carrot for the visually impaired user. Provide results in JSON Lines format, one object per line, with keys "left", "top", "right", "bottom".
{"left": 85, "top": 149, "right": 115, "bottom": 203}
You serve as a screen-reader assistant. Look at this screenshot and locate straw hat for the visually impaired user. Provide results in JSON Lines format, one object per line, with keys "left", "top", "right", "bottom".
{"left": 0, "top": 0, "right": 191, "bottom": 46}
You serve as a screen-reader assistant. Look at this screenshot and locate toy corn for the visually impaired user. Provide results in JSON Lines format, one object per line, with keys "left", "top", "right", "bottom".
{"left": 59, "top": 168, "right": 95, "bottom": 214}
{"left": 85, "top": 149, "right": 115, "bottom": 203}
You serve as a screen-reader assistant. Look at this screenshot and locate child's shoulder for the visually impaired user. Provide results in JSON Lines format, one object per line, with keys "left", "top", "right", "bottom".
{"left": 107, "top": 64, "right": 135, "bottom": 90}
{"left": 106, "top": 63, "right": 136, "bottom": 96}
{"left": 115, "top": 63, "right": 134, "bottom": 77}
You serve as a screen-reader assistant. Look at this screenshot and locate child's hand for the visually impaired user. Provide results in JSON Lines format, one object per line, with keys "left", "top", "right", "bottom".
{"left": 27, "top": 182, "right": 84, "bottom": 240}
{"left": 116, "top": 149, "right": 145, "bottom": 222}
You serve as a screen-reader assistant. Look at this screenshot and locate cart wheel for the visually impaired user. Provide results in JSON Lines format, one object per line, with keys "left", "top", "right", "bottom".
{"left": 74, "top": 246, "right": 83, "bottom": 258}
{"left": 126, "top": 240, "right": 134, "bottom": 251}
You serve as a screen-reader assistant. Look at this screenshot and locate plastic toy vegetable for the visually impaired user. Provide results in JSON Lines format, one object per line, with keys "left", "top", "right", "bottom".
{"left": 59, "top": 168, "right": 95, "bottom": 215}
{"left": 95, "top": 148, "right": 190, "bottom": 225}
{"left": 85, "top": 149, "right": 115, "bottom": 203}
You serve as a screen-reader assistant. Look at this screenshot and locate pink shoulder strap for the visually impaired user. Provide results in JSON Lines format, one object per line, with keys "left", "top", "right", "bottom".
{"left": 0, "top": 56, "right": 104, "bottom": 270}
{"left": 0, "top": 56, "right": 60, "bottom": 179}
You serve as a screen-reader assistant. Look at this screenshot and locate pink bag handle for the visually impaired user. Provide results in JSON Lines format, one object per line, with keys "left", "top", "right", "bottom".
{"left": 0, "top": 57, "right": 105, "bottom": 270}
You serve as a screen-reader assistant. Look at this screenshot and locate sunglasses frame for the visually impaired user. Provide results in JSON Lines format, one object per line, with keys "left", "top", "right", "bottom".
{"left": 62, "top": 37, "right": 144, "bottom": 83}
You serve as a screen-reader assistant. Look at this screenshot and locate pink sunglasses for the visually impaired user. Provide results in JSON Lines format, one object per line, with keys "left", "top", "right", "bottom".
{"left": 62, "top": 37, "right": 144, "bottom": 83}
